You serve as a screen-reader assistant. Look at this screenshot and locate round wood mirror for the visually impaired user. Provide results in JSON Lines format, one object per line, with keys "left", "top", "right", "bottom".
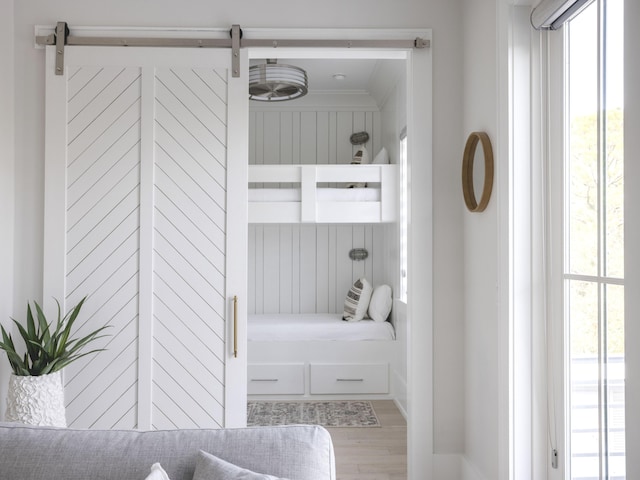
{"left": 461, "top": 131, "right": 494, "bottom": 212}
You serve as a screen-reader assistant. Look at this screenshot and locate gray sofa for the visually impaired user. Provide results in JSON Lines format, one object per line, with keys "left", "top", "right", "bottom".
{"left": 0, "top": 422, "right": 336, "bottom": 480}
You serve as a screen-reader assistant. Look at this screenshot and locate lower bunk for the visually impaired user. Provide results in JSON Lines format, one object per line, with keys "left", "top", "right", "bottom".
{"left": 247, "top": 313, "right": 400, "bottom": 400}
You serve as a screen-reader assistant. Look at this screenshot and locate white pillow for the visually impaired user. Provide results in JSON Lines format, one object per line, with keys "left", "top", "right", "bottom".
{"left": 368, "top": 284, "right": 393, "bottom": 322}
{"left": 342, "top": 278, "right": 373, "bottom": 322}
{"left": 144, "top": 463, "right": 171, "bottom": 480}
{"left": 192, "top": 450, "right": 290, "bottom": 480}
{"left": 351, "top": 146, "right": 370, "bottom": 165}
{"left": 372, "top": 147, "right": 389, "bottom": 164}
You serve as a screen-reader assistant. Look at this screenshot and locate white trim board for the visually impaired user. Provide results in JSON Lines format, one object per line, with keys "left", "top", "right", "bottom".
{"left": 246, "top": 28, "right": 432, "bottom": 478}
{"left": 0, "top": 0, "right": 15, "bottom": 422}
{"left": 33, "top": 24, "right": 433, "bottom": 476}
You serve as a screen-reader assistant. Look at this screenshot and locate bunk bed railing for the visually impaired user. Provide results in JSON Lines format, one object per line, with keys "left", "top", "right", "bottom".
{"left": 248, "top": 164, "right": 398, "bottom": 223}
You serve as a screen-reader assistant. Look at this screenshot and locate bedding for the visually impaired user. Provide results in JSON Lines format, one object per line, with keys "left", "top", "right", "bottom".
{"left": 248, "top": 187, "right": 381, "bottom": 202}
{"left": 248, "top": 313, "right": 395, "bottom": 342}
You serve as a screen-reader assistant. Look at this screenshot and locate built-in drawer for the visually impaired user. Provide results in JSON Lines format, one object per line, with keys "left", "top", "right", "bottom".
{"left": 310, "top": 363, "right": 389, "bottom": 394}
{"left": 247, "top": 364, "right": 305, "bottom": 395}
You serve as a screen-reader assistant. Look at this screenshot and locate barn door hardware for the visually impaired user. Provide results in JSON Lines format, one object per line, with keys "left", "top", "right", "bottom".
{"left": 54, "top": 22, "right": 69, "bottom": 75}
{"left": 231, "top": 24, "right": 241, "bottom": 78}
{"left": 36, "top": 22, "right": 430, "bottom": 77}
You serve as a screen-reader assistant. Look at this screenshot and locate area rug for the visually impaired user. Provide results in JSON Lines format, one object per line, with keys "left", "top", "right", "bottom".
{"left": 247, "top": 400, "right": 380, "bottom": 427}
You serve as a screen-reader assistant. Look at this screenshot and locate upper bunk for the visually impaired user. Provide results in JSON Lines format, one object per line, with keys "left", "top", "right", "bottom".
{"left": 248, "top": 163, "right": 398, "bottom": 224}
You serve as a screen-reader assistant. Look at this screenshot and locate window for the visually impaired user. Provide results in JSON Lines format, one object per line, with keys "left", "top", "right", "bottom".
{"left": 399, "top": 128, "right": 408, "bottom": 302}
{"left": 564, "top": 1, "right": 624, "bottom": 478}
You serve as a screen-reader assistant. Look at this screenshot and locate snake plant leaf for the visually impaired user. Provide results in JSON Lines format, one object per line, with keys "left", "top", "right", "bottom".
{"left": 48, "top": 348, "right": 107, "bottom": 373}
{"left": 1, "top": 324, "right": 16, "bottom": 351}
{"left": 1, "top": 325, "right": 30, "bottom": 375}
{"left": 26, "top": 305, "right": 36, "bottom": 341}
{"left": 0, "top": 296, "right": 110, "bottom": 376}
{"left": 55, "top": 297, "right": 86, "bottom": 358}
{"left": 34, "top": 301, "right": 52, "bottom": 346}
{"left": 13, "top": 319, "right": 41, "bottom": 367}
{"left": 0, "top": 331, "right": 21, "bottom": 373}
{"left": 0, "top": 340, "right": 27, "bottom": 375}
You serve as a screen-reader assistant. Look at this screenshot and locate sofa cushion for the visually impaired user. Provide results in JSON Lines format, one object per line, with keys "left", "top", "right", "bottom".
{"left": 145, "top": 463, "right": 171, "bottom": 480}
{"left": 0, "top": 423, "right": 335, "bottom": 480}
{"left": 193, "top": 450, "right": 289, "bottom": 480}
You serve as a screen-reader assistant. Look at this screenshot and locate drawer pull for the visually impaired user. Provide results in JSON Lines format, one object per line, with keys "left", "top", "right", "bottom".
{"left": 251, "top": 378, "right": 279, "bottom": 382}
{"left": 336, "top": 378, "right": 364, "bottom": 382}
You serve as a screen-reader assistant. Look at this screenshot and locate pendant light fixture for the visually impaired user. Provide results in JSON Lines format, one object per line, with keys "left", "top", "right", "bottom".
{"left": 249, "top": 59, "right": 308, "bottom": 101}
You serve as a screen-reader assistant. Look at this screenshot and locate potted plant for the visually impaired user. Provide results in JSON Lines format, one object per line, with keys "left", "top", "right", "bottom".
{"left": 0, "top": 296, "right": 109, "bottom": 427}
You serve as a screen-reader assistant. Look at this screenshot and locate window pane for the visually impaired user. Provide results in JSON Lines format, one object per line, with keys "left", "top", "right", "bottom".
{"left": 569, "top": 280, "right": 599, "bottom": 480}
{"left": 568, "top": 1, "right": 598, "bottom": 276}
{"left": 604, "top": 0, "right": 624, "bottom": 279}
{"left": 606, "top": 284, "right": 625, "bottom": 479}
{"left": 565, "top": 1, "right": 625, "bottom": 478}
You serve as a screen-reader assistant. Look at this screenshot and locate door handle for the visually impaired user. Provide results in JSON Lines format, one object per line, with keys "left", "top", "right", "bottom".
{"left": 233, "top": 295, "right": 238, "bottom": 358}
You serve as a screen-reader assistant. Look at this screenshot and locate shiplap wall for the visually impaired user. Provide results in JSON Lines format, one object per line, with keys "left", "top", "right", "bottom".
{"left": 248, "top": 108, "right": 391, "bottom": 314}
{"left": 249, "top": 223, "right": 386, "bottom": 314}
{"left": 250, "top": 110, "right": 383, "bottom": 168}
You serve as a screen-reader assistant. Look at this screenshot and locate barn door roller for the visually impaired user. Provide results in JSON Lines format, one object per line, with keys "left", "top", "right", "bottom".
{"left": 36, "top": 22, "right": 430, "bottom": 76}
{"left": 54, "top": 22, "right": 69, "bottom": 76}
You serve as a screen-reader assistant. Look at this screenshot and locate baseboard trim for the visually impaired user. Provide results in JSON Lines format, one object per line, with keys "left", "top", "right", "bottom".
{"left": 461, "top": 455, "right": 489, "bottom": 480}
{"left": 391, "top": 369, "right": 407, "bottom": 419}
{"left": 393, "top": 397, "right": 407, "bottom": 420}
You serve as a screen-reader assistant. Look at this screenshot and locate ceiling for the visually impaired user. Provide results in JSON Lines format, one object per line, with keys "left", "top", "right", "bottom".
{"left": 249, "top": 58, "right": 380, "bottom": 93}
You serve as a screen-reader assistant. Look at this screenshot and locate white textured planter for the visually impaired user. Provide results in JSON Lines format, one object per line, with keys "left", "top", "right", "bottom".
{"left": 5, "top": 372, "right": 67, "bottom": 427}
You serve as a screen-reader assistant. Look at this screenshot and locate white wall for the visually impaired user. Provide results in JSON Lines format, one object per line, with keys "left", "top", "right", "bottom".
{"left": 625, "top": 0, "right": 640, "bottom": 475}
{"left": 249, "top": 224, "right": 387, "bottom": 314}
{"left": 430, "top": 3, "right": 467, "bottom": 462}
{"left": 457, "top": 2, "right": 640, "bottom": 480}
{"left": 9, "top": 0, "right": 465, "bottom": 474}
{"left": 249, "top": 109, "right": 383, "bottom": 172}
{"left": 0, "top": 0, "right": 15, "bottom": 420}
{"left": 462, "top": 0, "right": 501, "bottom": 478}
{"left": 247, "top": 106, "right": 391, "bottom": 315}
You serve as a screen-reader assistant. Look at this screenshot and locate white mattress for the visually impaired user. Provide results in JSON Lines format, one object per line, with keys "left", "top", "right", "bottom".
{"left": 248, "top": 187, "right": 380, "bottom": 202}
{"left": 248, "top": 313, "right": 395, "bottom": 342}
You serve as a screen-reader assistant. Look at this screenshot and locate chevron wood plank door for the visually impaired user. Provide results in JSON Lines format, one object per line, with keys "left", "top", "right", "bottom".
{"left": 43, "top": 46, "right": 248, "bottom": 430}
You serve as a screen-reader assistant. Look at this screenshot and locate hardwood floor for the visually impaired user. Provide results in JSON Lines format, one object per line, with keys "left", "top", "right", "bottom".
{"left": 325, "top": 400, "right": 407, "bottom": 480}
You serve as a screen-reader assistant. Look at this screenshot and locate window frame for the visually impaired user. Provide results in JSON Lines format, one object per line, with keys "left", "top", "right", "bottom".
{"left": 546, "top": 1, "right": 626, "bottom": 478}
{"left": 399, "top": 127, "right": 408, "bottom": 303}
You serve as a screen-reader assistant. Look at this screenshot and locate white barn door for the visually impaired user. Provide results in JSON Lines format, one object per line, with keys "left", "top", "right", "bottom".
{"left": 42, "top": 45, "right": 248, "bottom": 430}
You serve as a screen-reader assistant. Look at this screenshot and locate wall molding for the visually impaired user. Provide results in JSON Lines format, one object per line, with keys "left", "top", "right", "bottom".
{"left": 249, "top": 93, "right": 379, "bottom": 112}
{"left": 392, "top": 371, "right": 407, "bottom": 419}
{"left": 0, "top": 0, "right": 15, "bottom": 422}
{"left": 461, "top": 455, "right": 488, "bottom": 480}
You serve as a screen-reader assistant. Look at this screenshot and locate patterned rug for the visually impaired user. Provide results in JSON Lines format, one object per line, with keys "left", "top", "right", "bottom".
{"left": 247, "top": 400, "right": 380, "bottom": 427}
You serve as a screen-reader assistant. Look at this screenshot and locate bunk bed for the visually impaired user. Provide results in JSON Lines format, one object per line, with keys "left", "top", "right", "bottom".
{"left": 247, "top": 162, "right": 399, "bottom": 399}
{"left": 248, "top": 164, "right": 398, "bottom": 223}
{"left": 247, "top": 311, "right": 398, "bottom": 400}
{"left": 249, "top": 313, "right": 395, "bottom": 342}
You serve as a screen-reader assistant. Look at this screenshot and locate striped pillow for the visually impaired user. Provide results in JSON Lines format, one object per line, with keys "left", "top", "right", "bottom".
{"left": 342, "top": 278, "right": 373, "bottom": 322}
{"left": 348, "top": 146, "right": 369, "bottom": 188}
